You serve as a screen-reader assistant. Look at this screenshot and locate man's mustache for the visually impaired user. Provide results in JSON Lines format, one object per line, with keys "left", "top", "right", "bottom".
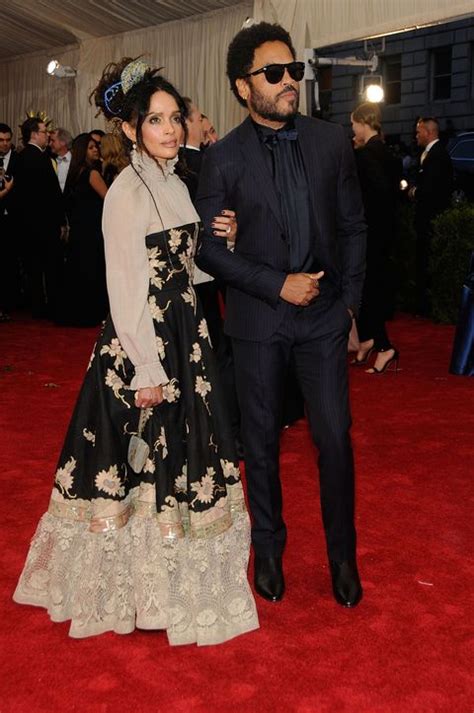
{"left": 277, "top": 86, "right": 298, "bottom": 99}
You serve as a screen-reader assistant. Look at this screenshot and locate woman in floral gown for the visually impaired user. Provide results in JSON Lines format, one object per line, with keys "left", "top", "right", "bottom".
{"left": 13, "top": 58, "right": 259, "bottom": 646}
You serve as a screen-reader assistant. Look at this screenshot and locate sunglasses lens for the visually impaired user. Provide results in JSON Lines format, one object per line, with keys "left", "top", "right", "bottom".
{"left": 264, "top": 65, "right": 285, "bottom": 84}
{"left": 262, "top": 63, "right": 305, "bottom": 84}
{"left": 288, "top": 63, "right": 305, "bottom": 81}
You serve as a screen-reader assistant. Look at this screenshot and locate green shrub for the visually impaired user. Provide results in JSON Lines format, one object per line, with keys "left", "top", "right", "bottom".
{"left": 430, "top": 203, "right": 474, "bottom": 324}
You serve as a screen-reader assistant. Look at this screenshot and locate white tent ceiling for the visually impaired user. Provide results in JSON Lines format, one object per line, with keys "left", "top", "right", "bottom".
{"left": 1, "top": 0, "right": 473, "bottom": 136}
{"left": 1, "top": 0, "right": 240, "bottom": 59}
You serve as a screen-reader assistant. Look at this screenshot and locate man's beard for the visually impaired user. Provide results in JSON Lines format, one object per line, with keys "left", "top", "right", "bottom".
{"left": 249, "top": 85, "right": 299, "bottom": 122}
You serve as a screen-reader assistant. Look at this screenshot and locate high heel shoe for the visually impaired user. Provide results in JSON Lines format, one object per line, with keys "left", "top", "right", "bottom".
{"left": 366, "top": 349, "right": 399, "bottom": 374}
{"left": 350, "top": 346, "right": 374, "bottom": 366}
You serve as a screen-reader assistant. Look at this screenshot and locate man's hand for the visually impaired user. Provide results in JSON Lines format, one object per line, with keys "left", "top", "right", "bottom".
{"left": 280, "top": 271, "right": 324, "bottom": 306}
{"left": 0, "top": 175, "right": 13, "bottom": 199}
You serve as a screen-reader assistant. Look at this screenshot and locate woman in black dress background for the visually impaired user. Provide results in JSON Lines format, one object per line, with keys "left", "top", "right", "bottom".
{"left": 60, "top": 134, "right": 109, "bottom": 326}
{"left": 350, "top": 103, "right": 402, "bottom": 373}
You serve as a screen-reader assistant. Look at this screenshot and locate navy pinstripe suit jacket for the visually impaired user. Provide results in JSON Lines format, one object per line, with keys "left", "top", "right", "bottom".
{"left": 195, "top": 114, "right": 366, "bottom": 341}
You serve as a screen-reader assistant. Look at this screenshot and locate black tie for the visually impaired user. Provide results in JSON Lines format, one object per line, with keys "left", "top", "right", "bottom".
{"left": 263, "top": 129, "right": 298, "bottom": 147}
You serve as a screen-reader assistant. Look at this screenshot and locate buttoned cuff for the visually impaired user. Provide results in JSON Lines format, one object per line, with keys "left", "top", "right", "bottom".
{"left": 130, "top": 362, "right": 169, "bottom": 389}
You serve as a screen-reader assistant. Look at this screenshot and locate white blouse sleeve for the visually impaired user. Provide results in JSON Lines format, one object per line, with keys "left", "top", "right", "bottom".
{"left": 102, "top": 178, "right": 169, "bottom": 390}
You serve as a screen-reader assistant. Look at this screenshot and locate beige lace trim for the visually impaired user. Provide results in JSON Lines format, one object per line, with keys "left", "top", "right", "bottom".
{"left": 47, "top": 482, "right": 246, "bottom": 539}
{"left": 13, "top": 509, "right": 259, "bottom": 646}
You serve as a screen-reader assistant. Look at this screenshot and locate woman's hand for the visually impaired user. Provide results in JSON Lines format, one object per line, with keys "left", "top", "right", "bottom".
{"left": 135, "top": 385, "right": 164, "bottom": 409}
{"left": 211, "top": 209, "right": 237, "bottom": 243}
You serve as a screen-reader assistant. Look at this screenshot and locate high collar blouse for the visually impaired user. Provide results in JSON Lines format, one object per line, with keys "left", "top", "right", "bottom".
{"left": 102, "top": 150, "right": 200, "bottom": 390}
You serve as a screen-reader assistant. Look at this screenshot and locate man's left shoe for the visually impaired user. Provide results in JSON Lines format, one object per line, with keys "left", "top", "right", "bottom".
{"left": 329, "top": 559, "right": 363, "bottom": 608}
{"left": 254, "top": 556, "right": 285, "bottom": 602}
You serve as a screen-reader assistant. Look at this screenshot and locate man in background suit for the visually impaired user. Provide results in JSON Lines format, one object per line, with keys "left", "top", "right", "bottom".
{"left": 196, "top": 22, "right": 366, "bottom": 607}
{"left": 201, "top": 114, "right": 219, "bottom": 148}
{"left": 49, "top": 128, "right": 72, "bottom": 192}
{"left": 11, "top": 117, "right": 66, "bottom": 319}
{"left": 0, "top": 123, "right": 20, "bottom": 320}
{"left": 410, "top": 117, "right": 453, "bottom": 316}
{"left": 180, "top": 97, "right": 204, "bottom": 200}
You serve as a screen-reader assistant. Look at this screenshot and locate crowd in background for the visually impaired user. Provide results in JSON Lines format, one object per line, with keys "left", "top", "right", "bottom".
{"left": 0, "top": 107, "right": 219, "bottom": 325}
{"left": 0, "top": 103, "right": 458, "bottom": 336}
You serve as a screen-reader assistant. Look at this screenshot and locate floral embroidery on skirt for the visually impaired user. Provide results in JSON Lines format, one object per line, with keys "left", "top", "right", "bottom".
{"left": 14, "top": 222, "right": 259, "bottom": 645}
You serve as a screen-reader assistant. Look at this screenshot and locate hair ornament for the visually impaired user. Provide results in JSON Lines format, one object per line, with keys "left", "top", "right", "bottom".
{"left": 121, "top": 59, "right": 150, "bottom": 94}
{"left": 21, "top": 109, "right": 55, "bottom": 131}
{"left": 103, "top": 81, "right": 122, "bottom": 116}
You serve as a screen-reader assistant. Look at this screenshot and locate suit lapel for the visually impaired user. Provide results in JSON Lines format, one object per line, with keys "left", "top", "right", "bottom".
{"left": 237, "top": 117, "right": 284, "bottom": 231}
{"left": 295, "top": 115, "right": 323, "bottom": 242}
{"left": 296, "top": 115, "right": 320, "bottom": 206}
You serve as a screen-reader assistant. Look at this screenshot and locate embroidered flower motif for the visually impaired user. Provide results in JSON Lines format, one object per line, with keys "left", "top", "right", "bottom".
{"left": 83, "top": 429, "right": 96, "bottom": 446}
{"left": 100, "top": 338, "right": 127, "bottom": 371}
{"left": 148, "top": 247, "right": 167, "bottom": 270}
{"left": 162, "top": 378, "right": 181, "bottom": 403}
{"left": 220, "top": 459, "right": 240, "bottom": 480}
{"left": 179, "top": 252, "right": 194, "bottom": 278}
{"left": 154, "top": 426, "right": 168, "bottom": 459}
{"left": 181, "top": 286, "right": 197, "bottom": 313}
{"left": 143, "top": 458, "right": 155, "bottom": 474}
{"left": 195, "top": 375, "right": 211, "bottom": 398}
{"left": 198, "top": 319, "right": 211, "bottom": 344}
{"left": 161, "top": 495, "right": 178, "bottom": 512}
{"left": 196, "top": 608, "right": 218, "bottom": 627}
{"left": 55, "top": 457, "right": 77, "bottom": 496}
{"left": 156, "top": 335, "right": 167, "bottom": 360}
{"left": 95, "top": 465, "right": 125, "bottom": 497}
{"left": 191, "top": 469, "right": 216, "bottom": 504}
{"left": 174, "top": 468, "right": 187, "bottom": 494}
{"left": 186, "top": 232, "right": 194, "bottom": 256}
{"left": 148, "top": 247, "right": 167, "bottom": 288}
{"left": 148, "top": 296, "right": 171, "bottom": 323}
{"left": 105, "top": 369, "right": 129, "bottom": 406}
{"left": 189, "top": 342, "right": 202, "bottom": 363}
{"left": 227, "top": 597, "right": 248, "bottom": 616}
{"left": 168, "top": 228, "right": 183, "bottom": 253}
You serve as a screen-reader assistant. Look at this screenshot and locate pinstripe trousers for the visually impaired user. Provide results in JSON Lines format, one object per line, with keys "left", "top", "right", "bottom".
{"left": 232, "top": 295, "right": 356, "bottom": 562}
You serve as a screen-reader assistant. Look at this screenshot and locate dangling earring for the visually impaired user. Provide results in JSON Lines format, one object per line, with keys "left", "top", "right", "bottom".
{"left": 132, "top": 142, "right": 137, "bottom": 150}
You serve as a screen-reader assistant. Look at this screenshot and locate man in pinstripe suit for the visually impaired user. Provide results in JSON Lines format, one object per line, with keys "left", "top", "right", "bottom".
{"left": 196, "top": 22, "right": 366, "bottom": 607}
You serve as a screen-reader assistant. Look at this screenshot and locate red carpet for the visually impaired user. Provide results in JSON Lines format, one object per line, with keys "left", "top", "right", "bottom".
{"left": 0, "top": 314, "right": 473, "bottom": 712}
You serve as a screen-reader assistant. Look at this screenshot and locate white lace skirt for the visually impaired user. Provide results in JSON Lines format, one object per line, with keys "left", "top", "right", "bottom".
{"left": 13, "top": 508, "right": 259, "bottom": 646}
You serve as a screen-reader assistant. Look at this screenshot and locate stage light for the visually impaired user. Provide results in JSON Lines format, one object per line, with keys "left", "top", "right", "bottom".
{"left": 365, "top": 83, "right": 384, "bottom": 102}
{"left": 360, "top": 74, "right": 384, "bottom": 103}
{"left": 242, "top": 17, "right": 256, "bottom": 28}
{"left": 46, "top": 60, "right": 76, "bottom": 78}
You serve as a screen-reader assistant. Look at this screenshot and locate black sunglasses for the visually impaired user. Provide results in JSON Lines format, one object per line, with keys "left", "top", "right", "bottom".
{"left": 244, "top": 61, "right": 305, "bottom": 85}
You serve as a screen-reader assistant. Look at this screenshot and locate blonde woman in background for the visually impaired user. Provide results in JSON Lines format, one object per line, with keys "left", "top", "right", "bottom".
{"left": 101, "top": 132, "right": 129, "bottom": 186}
{"left": 350, "top": 102, "right": 402, "bottom": 374}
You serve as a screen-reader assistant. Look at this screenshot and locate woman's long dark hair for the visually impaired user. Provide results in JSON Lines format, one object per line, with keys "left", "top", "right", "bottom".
{"left": 64, "top": 133, "right": 99, "bottom": 195}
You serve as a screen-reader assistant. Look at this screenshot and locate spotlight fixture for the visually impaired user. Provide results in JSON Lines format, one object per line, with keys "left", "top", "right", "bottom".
{"left": 46, "top": 60, "right": 77, "bottom": 78}
{"left": 242, "top": 17, "right": 256, "bottom": 29}
{"left": 360, "top": 74, "right": 384, "bottom": 103}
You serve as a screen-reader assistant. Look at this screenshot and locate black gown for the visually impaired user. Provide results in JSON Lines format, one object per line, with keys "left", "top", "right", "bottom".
{"left": 60, "top": 167, "right": 108, "bottom": 326}
{"left": 14, "top": 221, "right": 258, "bottom": 646}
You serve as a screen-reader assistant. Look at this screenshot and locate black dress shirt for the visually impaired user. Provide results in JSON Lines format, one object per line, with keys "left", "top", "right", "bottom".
{"left": 253, "top": 120, "right": 313, "bottom": 272}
